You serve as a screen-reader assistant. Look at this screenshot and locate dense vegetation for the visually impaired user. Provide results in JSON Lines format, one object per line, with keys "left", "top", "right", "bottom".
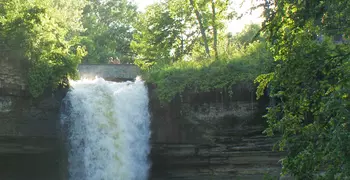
{"left": 256, "top": 0, "right": 350, "bottom": 179}
{"left": 131, "top": 0, "right": 234, "bottom": 65}
{"left": 131, "top": 0, "right": 272, "bottom": 102}
{"left": 0, "top": 0, "right": 87, "bottom": 97}
{"left": 2, "top": 0, "right": 350, "bottom": 179}
{"left": 80, "top": 0, "right": 137, "bottom": 63}
{"left": 0, "top": 0, "right": 138, "bottom": 96}
{"left": 1, "top": 0, "right": 266, "bottom": 98}
{"left": 147, "top": 39, "right": 272, "bottom": 102}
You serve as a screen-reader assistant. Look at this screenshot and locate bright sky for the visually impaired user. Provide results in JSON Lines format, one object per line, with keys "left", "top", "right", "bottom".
{"left": 132, "top": 0, "right": 154, "bottom": 12}
{"left": 131, "top": 0, "right": 263, "bottom": 34}
{"left": 228, "top": 0, "right": 264, "bottom": 34}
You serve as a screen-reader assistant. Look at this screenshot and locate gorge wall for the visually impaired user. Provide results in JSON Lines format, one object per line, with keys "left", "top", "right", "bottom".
{"left": 149, "top": 84, "right": 284, "bottom": 180}
{"left": 0, "top": 59, "right": 65, "bottom": 180}
{"left": 0, "top": 62, "right": 284, "bottom": 179}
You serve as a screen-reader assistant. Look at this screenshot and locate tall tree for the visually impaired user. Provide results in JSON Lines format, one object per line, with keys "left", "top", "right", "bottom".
{"left": 132, "top": 0, "right": 232, "bottom": 68}
{"left": 211, "top": 0, "right": 218, "bottom": 60}
{"left": 233, "top": 24, "right": 262, "bottom": 48}
{"left": 131, "top": 0, "right": 200, "bottom": 67}
{"left": 81, "top": 0, "right": 138, "bottom": 64}
{"left": 189, "top": 0, "right": 210, "bottom": 57}
{"left": 256, "top": 0, "right": 350, "bottom": 179}
{"left": 209, "top": 0, "right": 231, "bottom": 60}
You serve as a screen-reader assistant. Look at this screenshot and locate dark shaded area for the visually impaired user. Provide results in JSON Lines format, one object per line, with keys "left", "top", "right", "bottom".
{"left": 0, "top": 151, "right": 61, "bottom": 180}
{"left": 148, "top": 82, "right": 282, "bottom": 180}
{"left": 0, "top": 58, "right": 67, "bottom": 180}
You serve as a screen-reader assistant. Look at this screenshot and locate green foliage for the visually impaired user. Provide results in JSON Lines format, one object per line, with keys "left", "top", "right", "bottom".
{"left": 146, "top": 41, "right": 272, "bottom": 102}
{"left": 219, "top": 24, "right": 266, "bottom": 60}
{"left": 256, "top": 0, "right": 350, "bottom": 179}
{"left": 131, "top": 0, "right": 234, "bottom": 65}
{"left": 0, "top": 0, "right": 87, "bottom": 97}
{"left": 132, "top": 2, "right": 270, "bottom": 103}
{"left": 263, "top": 173, "right": 279, "bottom": 180}
{"left": 81, "top": 0, "right": 138, "bottom": 64}
{"left": 232, "top": 24, "right": 262, "bottom": 48}
{"left": 131, "top": 0, "right": 198, "bottom": 64}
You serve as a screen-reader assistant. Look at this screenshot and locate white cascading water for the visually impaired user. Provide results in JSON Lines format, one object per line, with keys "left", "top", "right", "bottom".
{"left": 61, "top": 77, "right": 150, "bottom": 180}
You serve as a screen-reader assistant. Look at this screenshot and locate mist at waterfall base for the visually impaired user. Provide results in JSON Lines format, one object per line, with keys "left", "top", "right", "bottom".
{"left": 60, "top": 77, "right": 150, "bottom": 180}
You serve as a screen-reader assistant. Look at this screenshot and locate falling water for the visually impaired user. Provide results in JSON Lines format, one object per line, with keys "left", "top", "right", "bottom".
{"left": 61, "top": 77, "right": 150, "bottom": 180}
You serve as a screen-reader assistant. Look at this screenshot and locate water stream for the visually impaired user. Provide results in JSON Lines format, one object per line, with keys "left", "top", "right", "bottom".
{"left": 61, "top": 77, "right": 150, "bottom": 180}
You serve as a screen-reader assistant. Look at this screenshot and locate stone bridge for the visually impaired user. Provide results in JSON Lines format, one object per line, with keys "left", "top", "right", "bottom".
{"left": 78, "top": 64, "right": 140, "bottom": 81}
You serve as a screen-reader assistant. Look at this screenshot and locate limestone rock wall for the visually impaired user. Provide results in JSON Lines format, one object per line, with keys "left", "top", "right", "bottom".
{"left": 149, "top": 83, "right": 283, "bottom": 180}
{"left": 0, "top": 59, "right": 64, "bottom": 179}
{"left": 0, "top": 59, "right": 28, "bottom": 96}
{"left": 0, "top": 95, "right": 62, "bottom": 153}
{"left": 0, "top": 59, "right": 64, "bottom": 153}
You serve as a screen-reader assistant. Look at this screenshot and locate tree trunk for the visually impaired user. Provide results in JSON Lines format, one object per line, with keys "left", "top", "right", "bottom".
{"left": 189, "top": 0, "right": 210, "bottom": 57}
{"left": 211, "top": 0, "right": 218, "bottom": 60}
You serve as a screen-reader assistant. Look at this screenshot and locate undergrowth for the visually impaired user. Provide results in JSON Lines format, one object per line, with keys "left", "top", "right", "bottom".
{"left": 142, "top": 41, "right": 273, "bottom": 102}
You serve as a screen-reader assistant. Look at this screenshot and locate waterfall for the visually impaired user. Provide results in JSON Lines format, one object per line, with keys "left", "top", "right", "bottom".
{"left": 61, "top": 77, "right": 150, "bottom": 180}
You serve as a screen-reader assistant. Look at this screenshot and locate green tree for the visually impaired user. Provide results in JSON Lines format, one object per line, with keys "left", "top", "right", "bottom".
{"left": 131, "top": 0, "right": 233, "bottom": 69}
{"left": 219, "top": 23, "right": 267, "bottom": 62}
{"left": 189, "top": 0, "right": 232, "bottom": 59}
{"left": 255, "top": 0, "right": 350, "bottom": 179}
{"left": 131, "top": 0, "right": 199, "bottom": 68}
{"left": 0, "top": 0, "right": 87, "bottom": 97}
{"left": 189, "top": 0, "right": 211, "bottom": 57}
{"left": 211, "top": 0, "right": 218, "bottom": 60}
{"left": 143, "top": 20, "right": 273, "bottom": 101}
{"left": 209, "top": 0, "right": 233, "bottom": 60}
{"left": 232, "top": 24, "right": 262, "bottom": 48}
{"left": 81, "top": 0, "right": 138, "bottom": 64}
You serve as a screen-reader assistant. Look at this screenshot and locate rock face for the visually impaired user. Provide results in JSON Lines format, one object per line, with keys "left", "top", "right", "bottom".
{"left": 0, "top": 59, "right": 64, "bottom": 180}
{"left": 0, "top": 94, "right": 63, "bottom": 153}
{"left": 0, "top": 59, "right": 27, "bottom": 96}
{"left": 149, "top": 83, "right": 283, "bottom": 180}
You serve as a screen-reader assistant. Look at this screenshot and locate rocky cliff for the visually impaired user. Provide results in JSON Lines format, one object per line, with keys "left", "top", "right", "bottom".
{"left": 0, "top": 59, "right": 64, "bottom": 180}
{"left": 0, "top": 61, "right": 285, "bottom": 180}
{"left": 0, "top": 59, "right": 27, "bottom": 96}
{"left": 149, "top": 83, "right": 283, "bottom": 180}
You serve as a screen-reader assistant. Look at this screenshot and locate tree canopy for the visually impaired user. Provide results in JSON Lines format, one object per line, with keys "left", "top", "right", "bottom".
{"left": 81, "top": 0, "right": 138, "bottom": 64}
{"left": 0, "top": 0, "right": 138, "bottom": 96}
{"left": 131, "top": 0, "right": 234, "bottom": 69}
{"left": 255, "top": 0, "right": 350, "bottom": 179}
{"left": 0, "top": 0, "right": 87, "bottom": 97}
{"left": 0, "top": 0, "right": 248, "bottom": 97}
